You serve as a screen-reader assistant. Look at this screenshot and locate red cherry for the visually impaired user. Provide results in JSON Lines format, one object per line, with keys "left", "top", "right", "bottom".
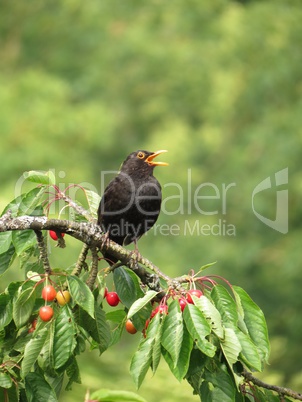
{"left": 125, "top": 319, "right": 137, "bottom": 334}
{"left": 49, "top": 230, "right": 65, "bottom": 241}
{"left": 178, "top": 297, "right": 188, "bottom": 311}
{"left": 186, "top": 289, "right": 203, "bottom": 304}
{"left": 42, "top": 285, "right": 57, "bottom": 302}
{"left": 106, "top": 292, "right": 120, "bottom": 307}
{"left": 39, "top": 306, "right": 54, "bottom": 322}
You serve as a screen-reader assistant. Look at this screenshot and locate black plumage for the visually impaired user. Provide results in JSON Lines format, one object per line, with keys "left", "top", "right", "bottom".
{"left": 98, "top": 150, "right": 168, "bottom": 264}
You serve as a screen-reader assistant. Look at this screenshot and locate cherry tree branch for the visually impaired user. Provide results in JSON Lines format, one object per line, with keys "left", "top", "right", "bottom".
{"left": 34, "top": 230, "right": 51, "bottom": 275}
{"left": 0, "top": 211, "right": 169, "bottom": 291}
{"left": 243, "top": 370, "right": 302, "bottom": 401}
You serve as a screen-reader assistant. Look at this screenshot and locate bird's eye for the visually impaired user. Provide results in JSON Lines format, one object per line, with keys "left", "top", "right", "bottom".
{"left": 137, "top": 151, "right": 145, "bottom": 159}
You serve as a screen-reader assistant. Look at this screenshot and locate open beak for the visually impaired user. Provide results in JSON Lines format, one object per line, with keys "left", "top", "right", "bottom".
{"left": 145, "top": 150, "right": 169, "bottom": 167}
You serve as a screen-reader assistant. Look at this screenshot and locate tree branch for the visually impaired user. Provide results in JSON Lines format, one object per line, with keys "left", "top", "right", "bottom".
{"left": 86, "top": 246, "right": 99, "bottom": 290}
{"left": 35, "top": 230, "right": 51, "bottom": 275}
{"left": 72, "top": 243, "right": 90, "bottom": 276}
{"left": 243, "top": 370, "right": 302, "bottom": 401}
{"left": 0, "top": 212, "right": 169, "bottom": 292}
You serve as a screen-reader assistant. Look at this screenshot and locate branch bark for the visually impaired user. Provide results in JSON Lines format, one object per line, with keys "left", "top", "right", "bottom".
{"left": 0, "top": 211, "right": 168, "bottom": 291}
{"left": 243, "top": 370, "right": 302, "bottom": 401}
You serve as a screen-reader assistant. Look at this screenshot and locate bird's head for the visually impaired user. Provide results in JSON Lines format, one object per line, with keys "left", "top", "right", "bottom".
{"left": 120, "top": 150, "right": 168, "bottom": 177}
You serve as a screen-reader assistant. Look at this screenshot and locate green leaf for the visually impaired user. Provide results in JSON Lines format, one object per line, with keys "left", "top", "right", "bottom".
{"left": 21, "top": 327, "right": 48, "bottom": 378}
{"left": 84, "top": 189, "right": 101, "bottom": 218}
{"left": 0, "top": 243, "right": 15, "bottom": 276}
{"left": 235, "top": 330, "right": 262, "bottom": 372}
{"left": 106, "top": 309, "right": 127, "bottom": 323}
{"left": 23, "top": 170, "right": 55, "bottom": 185}
{"left": 37, "top": 327, "right": 55, "bottom": 373}
{"left": 78, "top": 305, "right": 111, "bottom": 353}
{"left": 183, "top": 303, "right": 216, "bottom": 357}
{"left": 0, "top": 383, "right": 19, "bottom": 402}
{"left": 13, "top": 287, "right": 36, "bottom": 328}
{"left": 6, "top": 281, "right": 22, "bottom": 298}
{"left": 109, "top": 320, "right": 125, "bottom": 347}
{"left": 127, "top": 290, "right": 158, "bottom": 319}
{"left": 25, "top": 372, "right": 58, "bottom": 402}
{"left": 67, "top": 275, "right": 94, "bottom": 318}
{"left": 233, "top": 286, "right": 270, "bottom": 365}
{"left": 162, "top": 324, "right": 193, "bottom": 381}
{"left": 46, "top": 373, "right": 64, "bottom": 398}
{"left": 130, "top": 312, "right": 161, "bottom": 388}
{"left": 151, "top": 331, "right": 162, "bottom": 375}
{"left": 203, "top": 363, "right": 237, "bottom": 402}
{"left": 113, "top": 267, "right": 144, "bottom": 309}
{"left": 193, "top": 295, "right": 224, "bottom": 339}
{"left": 18, "top": 187, "right": 46, "bottom": 216}
{"left": 94, "top": 303, "right": 112, "bottom": 354}
{"left": 220, "top": 327, "right": 242, "bottom": 366}
{"left": 12, "top": 230, "right": 36, "bottom": 256}
{"left": 161, "top": 300, "right": 183, "bottom": 367}
{"left": 90, "top": 389, "right": 148, "bottom": 402}
{"left": 211, "top": 285, "right": 238, "bottom": 327}
{"left": 199, "top": 261, "right": 217, "bottom": 272}
{"left": 1, "top": 194, "right": 23, "bottom": 217}
{"left": 0, "top": 372, "right": 12, "bottom": 389}
{"left": 219, "top": 327, "right": 244, "bottom": 389}
{"left": 0, "top": 232, "right": 12, "bottom": 254}
{"left": 53, "top": 305, "right": 77, "bottom": 369}
{"left": 0, "top": 293, "right": 13, "bottom": 330}
{"left": 65, "top": 356, "right": 81, "bottom": 391}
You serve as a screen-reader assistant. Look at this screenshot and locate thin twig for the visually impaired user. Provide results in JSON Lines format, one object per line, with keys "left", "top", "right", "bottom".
{"left": 58, "top": 192, "right": 94, "bottom": 222}
{"left": 86, "top": 246, "right": 99, "bottom": 290}
{"left": 243, "top": 370, "right": 302, "bottom": 401}
{"left": 72, "top": 243, "right": 90, "bottom": 276}
{"left": 35, "top": 230, "right": 51, "bottom": 275}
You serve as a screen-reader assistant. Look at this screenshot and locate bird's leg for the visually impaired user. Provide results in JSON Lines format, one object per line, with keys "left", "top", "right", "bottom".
{"left": 100, "top": 231, "right": 110, "bottom": 252}
{"left": 133, "top": 239, "right": 142, "bottom": 260}
{"left": 129, "top": 239, "right": 142, "bottom": 270}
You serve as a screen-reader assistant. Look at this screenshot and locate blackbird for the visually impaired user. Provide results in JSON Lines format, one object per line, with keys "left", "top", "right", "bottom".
{"left": 98, "top": 150, "right": 168, "bottom": 264}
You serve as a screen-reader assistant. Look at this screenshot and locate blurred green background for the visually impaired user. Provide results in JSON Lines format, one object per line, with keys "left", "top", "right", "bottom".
{"left": 1, "top": 0, "right": 302, "bottom": 400}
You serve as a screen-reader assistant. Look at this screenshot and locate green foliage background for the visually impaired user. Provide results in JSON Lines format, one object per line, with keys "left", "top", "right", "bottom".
{"left": 0, "top": 0, "right": 301, "bottom": 400}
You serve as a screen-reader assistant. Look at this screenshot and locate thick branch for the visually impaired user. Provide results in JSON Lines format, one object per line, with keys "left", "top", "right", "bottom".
{"left": 0, "top": 212, "right": 170, "bottom": 290}
{"left": 243, "top": 371, "right": 302, "bottom": 401}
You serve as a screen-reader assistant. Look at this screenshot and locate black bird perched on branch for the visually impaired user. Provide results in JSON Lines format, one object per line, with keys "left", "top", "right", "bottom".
{"left": 98, "top": 150, "right": 168, "bottom": 264}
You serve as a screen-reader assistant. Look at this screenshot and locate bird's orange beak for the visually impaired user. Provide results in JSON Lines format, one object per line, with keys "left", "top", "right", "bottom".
{"left": 145, "top": 150, "right": 169, "bottom": 167}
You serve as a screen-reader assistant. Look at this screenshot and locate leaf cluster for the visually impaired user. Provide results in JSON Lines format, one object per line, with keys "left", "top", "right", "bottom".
{"left": 128, "top": 280, "right": 272, "bottom": 402}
